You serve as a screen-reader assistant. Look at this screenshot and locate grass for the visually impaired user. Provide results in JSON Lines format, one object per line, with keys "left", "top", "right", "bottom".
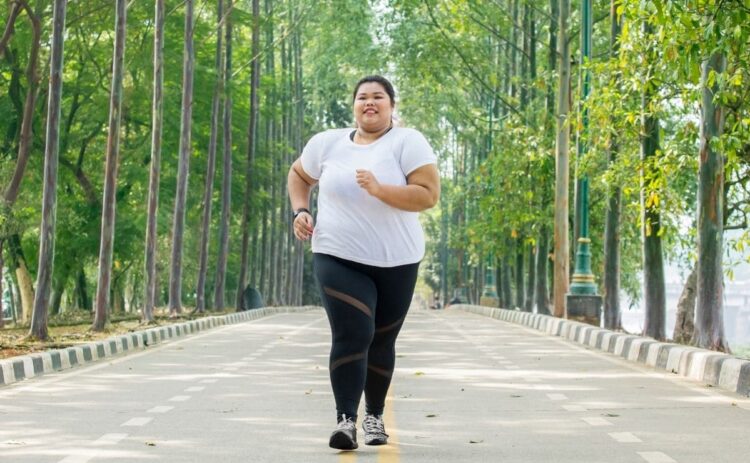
{"left": 733, "top": 345, "right": 750, "bottom": 360}
{"left": 0, "top": 307, "right": 235, "bottom": 359}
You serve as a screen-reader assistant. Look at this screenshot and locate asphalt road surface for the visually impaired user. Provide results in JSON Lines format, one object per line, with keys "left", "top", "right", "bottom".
{"left": 1, "top": 308, "right": 749, "bottom": 462}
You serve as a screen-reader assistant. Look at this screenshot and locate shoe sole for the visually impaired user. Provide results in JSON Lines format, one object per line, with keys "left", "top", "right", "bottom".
{"left": 329, "top": 430, "right": 358, "bottom": 450}
{"left": 364, "top": 437, "right": 388, "bottom": 446}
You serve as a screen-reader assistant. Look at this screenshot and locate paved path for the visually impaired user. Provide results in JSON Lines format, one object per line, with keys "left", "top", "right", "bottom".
{"left": 1, "top": 309, "right": 749, "bottom": 462}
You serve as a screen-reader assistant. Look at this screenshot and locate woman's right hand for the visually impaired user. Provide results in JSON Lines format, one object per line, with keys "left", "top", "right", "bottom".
{"left": 293, "top": 212, "right": 314, "bottom": 241}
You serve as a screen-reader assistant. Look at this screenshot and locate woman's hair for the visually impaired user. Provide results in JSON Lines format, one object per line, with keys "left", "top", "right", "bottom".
{"left": 352, "top": 75, "right": 396, "bottom": 107}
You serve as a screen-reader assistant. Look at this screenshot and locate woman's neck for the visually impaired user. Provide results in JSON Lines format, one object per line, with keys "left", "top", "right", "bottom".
{"left": 354, "top": 124, "right": 392, "bottom": 145}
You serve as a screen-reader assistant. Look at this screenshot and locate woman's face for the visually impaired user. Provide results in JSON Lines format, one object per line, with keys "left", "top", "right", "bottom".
{"left": 353, "top": 82, "right": 393, "bottom": 132}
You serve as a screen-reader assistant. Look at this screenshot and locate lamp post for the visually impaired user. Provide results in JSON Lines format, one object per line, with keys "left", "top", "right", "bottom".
{"left": 567, "top": 0, "right": 602, "bottom": 324}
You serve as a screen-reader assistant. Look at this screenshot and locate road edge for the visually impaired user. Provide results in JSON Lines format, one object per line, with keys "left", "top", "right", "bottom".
{"left": 0, "top": 306, "right": 321, "bottom": 388}
{"left": 452, "top": 304, "right": 750, "bottom": 397}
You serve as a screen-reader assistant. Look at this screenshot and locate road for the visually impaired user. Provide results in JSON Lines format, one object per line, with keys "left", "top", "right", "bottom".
{"left": 1, "top": 308, "right": 749, "bottom": 462}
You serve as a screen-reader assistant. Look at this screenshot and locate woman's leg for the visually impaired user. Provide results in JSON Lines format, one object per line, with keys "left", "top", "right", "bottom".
{"left": 364, "top": 262, "right": 419, "bottom": 416}
{"left": 313, "top": 253, "right": 377, "bottom": 421}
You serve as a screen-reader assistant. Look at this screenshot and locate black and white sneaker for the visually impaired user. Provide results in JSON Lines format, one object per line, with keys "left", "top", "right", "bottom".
{"left": 329, "top": 415, "right": 358, "bottom": 450}
{"left": 362, "top": 414, "right": 388, "bottom": 445}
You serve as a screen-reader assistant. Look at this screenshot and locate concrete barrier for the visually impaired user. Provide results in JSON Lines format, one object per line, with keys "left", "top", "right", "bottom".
{"left": 0, "top": 306, "right": 321, "bottom": 388}
{"left": 452, "top": 304, "right": 750, "bottom": 397}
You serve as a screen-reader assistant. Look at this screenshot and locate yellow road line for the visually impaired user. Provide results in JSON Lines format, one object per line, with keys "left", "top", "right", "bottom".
{"left": 378, "top": 389, "right": 400, "bottom": 463}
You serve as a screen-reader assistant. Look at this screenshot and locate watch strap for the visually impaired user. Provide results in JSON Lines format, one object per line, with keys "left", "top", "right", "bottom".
{"left": 293, "top": 208, "right": 311, "bottom": 219}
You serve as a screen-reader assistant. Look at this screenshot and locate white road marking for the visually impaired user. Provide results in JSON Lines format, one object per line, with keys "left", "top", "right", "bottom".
{"left": 524, "top": 377, "right": 542, "bottom": 382}
{"left": 547, "top": 393, "right": 568, "bottom": 401}
{"left": 147, "top": 405, "right": 174, "bottom": 413}
{"left": 505, "top": 365, "right": 520, "bottom": 370}
{"left": 609, "top": 432, "right": 642, "bottom": 443}
{"left": 121, "top": 417, "right": 153, "bottom": 427}
{"left": 168, "top": 395, "right": 191, "bottom": 402}
{"left": 58, "top": 456, "right": 91, "bottom": 463}
{"left": 581, "top": 417, "right": 613, "bottom": 426}
{"left": 200, "top": 378, "right": 219, "bottom": 384}
{"left": 93, "top": 433, "right": 128, "bottom": 445}
{"left": 562, "top": 404, "right": 586, "bottom": 412}
{"left": 637, "top": 451, "right": 677, "bottom": 463}
{"left": 185, "top": 386, "right": 205, "bottom": 392}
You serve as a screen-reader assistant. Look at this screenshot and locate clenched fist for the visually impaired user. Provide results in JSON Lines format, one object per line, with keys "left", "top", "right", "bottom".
{"left": 355, "top": 169, "right": 382, "bottom": 198}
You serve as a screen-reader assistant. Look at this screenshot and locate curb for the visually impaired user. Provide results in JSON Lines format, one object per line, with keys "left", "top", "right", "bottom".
{"left": 0, "top": 306, "right": 321, "bottom": 388}
{"left": 452, "top": 304, "right": 750, "bottom": 397}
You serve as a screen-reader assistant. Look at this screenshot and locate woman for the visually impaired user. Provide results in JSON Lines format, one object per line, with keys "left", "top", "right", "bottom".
{"left": 287, "top": 75, "right": 440, "bottom": 450}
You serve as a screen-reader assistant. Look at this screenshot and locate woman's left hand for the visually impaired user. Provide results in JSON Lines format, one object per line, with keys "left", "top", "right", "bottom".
{"left": 355, "top": 169, "right": 382, "bottom": 198}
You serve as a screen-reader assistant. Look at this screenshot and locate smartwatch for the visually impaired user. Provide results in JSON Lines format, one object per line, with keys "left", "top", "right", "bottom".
{"left": 293, "top": 208, "right": 311, "bottom": 220}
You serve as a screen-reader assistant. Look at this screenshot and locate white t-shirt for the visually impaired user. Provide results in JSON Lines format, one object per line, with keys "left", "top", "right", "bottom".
{"left": 300, "top": 127, "right": 437, "bottom": 267}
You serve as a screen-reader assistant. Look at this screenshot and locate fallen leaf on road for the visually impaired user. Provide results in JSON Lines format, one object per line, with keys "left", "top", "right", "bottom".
{"left": 426, "top": 414, "right": 437, "bottom": 418}
{"left": 305, "top": 389, "right": 312, "bottom": 395}
{"left": 469, "top": 440, "right": 483, "bottom": 444}
{"left": 414, "top": 371, "right": 425, "bottom": 376}
{"left": 145, "top": 441, "right": 156, "bottom": 447}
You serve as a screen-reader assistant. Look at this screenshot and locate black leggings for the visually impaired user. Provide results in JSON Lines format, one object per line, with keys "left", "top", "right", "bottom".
{"left": 313, "top": 253, "right": 419, "bottom": 420}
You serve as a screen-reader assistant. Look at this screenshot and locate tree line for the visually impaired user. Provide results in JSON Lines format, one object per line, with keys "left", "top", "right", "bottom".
{"left": 387, "top": 0, "right": 748, "bottom": 352}
{"left": 0, "top": 0, "right": 382, "bottom": 339}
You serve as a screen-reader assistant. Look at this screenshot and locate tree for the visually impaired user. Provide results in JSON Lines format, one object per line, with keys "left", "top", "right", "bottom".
{"left": 694, "top": 51, "right": 729, "bottom": 352}
{"left": 640, "top": 20, "right": 666, "bottom": 340}
{"left": 168, "top": 0, "right": 196, "bottom": 315}
{"left": 143, "top": 0, "right": 165, "bottom": 323}
{"left": 196, "top": 0, "right": 225, "bottom": 313}
{"left": 214, "top": 0, "right": 233, "bottom": 311}
{"left": 236, "top": 0, "right": 261, "bottom": 310}
{"left": 92, "top": 0, "right": 127, "bottom": 331}
{"left": 602, "top": 0, "right": 622, "bottom": 331}
{"left": 28, "top": 0, "right": 67, "bottom": 340}
{"left": 553, "top": 0, "right": 570, "bottom": 318}
{"left": 1, "top": 0, "right": 41, "bottom": 325}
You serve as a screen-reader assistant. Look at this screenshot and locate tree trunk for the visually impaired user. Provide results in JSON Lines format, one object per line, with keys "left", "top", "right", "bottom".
{"left": 553, "top": 0, "right": 571, "bottom": 318}
{"left": 7, "top": 235, "right": 33, "bottom": 323}
{"left": 196, "top": 0, "right": 225, "bottom": 313}
{"left": 673, "top": 266, "right": 697, "bottom": 344}
{"left": 236, "top": 0, "right": 261, "bottom": 310}
{"left": 143, "top": 0, "right": 165, "bottom": 323}
{"left": 214, "top": 0, "right": 233, "bottom": 311}
{"left": 694, "top": 51, "right": 730, "bottom": 352}
{"left": 502, "top": 257, "right": 513, "bottom": 309}
{"left": 515, "top": 239, "right": 524, "bottom": 309}
{"left": 0, "top": 240, "right": 4, "bottom": 328}
{"left": 92, "top": 0, "right": 126, "bottom": 331}
{"left": 525, "top": 241, "right": 536, "bottom": 312}
{"left": 641, "top": 21, "right": 666, "bottom": 341}
{"left": 75, "top": 266, "right": 90, "bottom": 311}
{"left": 29, "top": 0, "right": 64, "bottom": 339}
{"left": 168, "top": 0, "right": 196, "bottom": 315}
{"left": 259, "top": 201, "right": 269, "bottom": 300}
{"left": 0, "top": 2, "right": 22, "bottom": 55}
{"left": 535, "top": 225, "right": 550, "bottom": 314}
{"left": 603, "top": 0, "right": 623, "bottom": 330}
{"left": 3, "top": 0, "right": 41, "bottom": 207}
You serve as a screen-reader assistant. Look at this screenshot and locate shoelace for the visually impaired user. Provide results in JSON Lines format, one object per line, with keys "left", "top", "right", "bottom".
{"left": 363, "top": 415, "right": 388, "bottom": 437}
{"left": 337, "top": 414, "right": 356, "bottom": 430}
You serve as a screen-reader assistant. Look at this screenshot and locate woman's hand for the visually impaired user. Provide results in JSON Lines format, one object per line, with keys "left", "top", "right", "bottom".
{"left": 356, "top": 169, "right": 383, "bottom": 198}
{"left": 293, "top": 212, "right": 314, "bottom": 241}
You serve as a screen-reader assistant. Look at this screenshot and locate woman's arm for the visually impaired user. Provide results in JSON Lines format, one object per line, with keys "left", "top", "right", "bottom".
{"left": 288, "top": 159, "right": 318, "bottom": 240}
{"left": 356, "top": 163, "right": 440, "bottom": 212}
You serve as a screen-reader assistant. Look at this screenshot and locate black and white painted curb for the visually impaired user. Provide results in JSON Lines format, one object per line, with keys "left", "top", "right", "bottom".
{"left": 0, "top": 306, "right": 321, "bottom": 388}
{"left": 453, "top": 304, "right": 750, "bottom": 397}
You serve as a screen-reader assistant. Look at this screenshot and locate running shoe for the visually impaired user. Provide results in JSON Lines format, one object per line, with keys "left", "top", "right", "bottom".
{"left": 329, "top": 415, "right": 358, "bottom": 450}
{"left": 362, "top": 413, "right": 389, "bottom": 445}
